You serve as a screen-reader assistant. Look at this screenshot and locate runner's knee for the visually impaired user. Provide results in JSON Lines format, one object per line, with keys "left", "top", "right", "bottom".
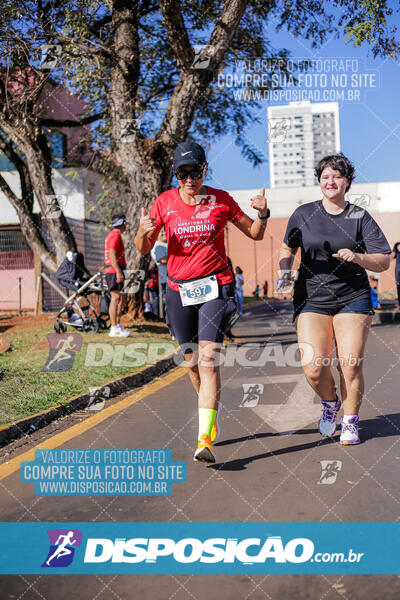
{"left": 304, "top": 363, "right": 327, "bottom": 385}
{"left": 183, "top": 351, "right": 198, "bottom": 368}
{"left": 198, "top": 343, "right": 221, "bottom": 369}
{"left": 340, "top": 364, "right": 362, "bottom": 383}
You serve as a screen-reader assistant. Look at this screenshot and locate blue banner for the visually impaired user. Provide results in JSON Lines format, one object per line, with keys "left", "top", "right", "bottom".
{"left": 0, "top": 522, "right": 398, "bottom": 574}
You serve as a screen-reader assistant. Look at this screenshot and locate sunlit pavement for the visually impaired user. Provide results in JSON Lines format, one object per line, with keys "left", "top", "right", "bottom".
{"left": 1, "top": 300, "right": 399, "bottom": 599}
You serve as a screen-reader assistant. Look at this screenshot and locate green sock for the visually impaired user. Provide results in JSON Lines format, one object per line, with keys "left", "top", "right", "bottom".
{"left": 198, "top": 407, "right": 217, "bottom": 439}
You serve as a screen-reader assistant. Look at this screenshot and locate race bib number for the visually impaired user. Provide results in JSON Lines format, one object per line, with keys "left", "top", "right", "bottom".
{"left": 178, "top": 275, "right": 218, "bottom": 306}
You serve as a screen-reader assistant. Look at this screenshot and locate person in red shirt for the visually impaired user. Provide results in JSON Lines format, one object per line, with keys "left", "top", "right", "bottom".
{"left": 105, "top": 214, "right": 130, "bottom": 337}
{"left": 135, "top": 141, "right": 269, "bottom": 463}
{"left": 146, "top": 261, "right": 160, "bottom": 318}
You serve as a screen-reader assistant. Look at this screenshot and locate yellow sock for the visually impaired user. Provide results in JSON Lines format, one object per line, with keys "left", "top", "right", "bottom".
{"left": 198, "top": 407, "right": 217, "bottom": 439}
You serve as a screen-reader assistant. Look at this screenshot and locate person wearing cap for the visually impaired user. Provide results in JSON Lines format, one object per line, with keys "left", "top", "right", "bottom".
{"left": 134, "top": 140, "right": 269, "bottom": 463}
{"left": 105, "top": 214, "right": 130, "bottom": 337}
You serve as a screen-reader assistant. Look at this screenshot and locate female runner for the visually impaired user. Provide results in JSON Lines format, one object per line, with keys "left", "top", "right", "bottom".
{"left": 278, "top": 153, "right": 391, "bottom": 444}
{"left": 135, "top": 140, "right": 269, "bottom": 462}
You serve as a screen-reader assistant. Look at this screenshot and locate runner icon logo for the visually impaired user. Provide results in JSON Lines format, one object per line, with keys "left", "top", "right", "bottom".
{"left": 123, "top": 269, "right": 145, "bottom": 294}
{"left": 345, "top": 194, "right": 371, "bottom": 219}
{"left": 120, "top": 118, "right": 141, "bottom": 143}
{"left": 191, "top": 195, "right": 217, "bottom": 220}
{"left": 44, "top": 194, "right": 68, "bottom": 219}
{"left": 40, "top": 44, "right": 61, "bottom": 69}
{"left": 240, "top": 384, "right": 264, "bottom": 407}
{"left": 42, "top": 529, "right": 82, "bottom": 568}
{"left": 268, "top": 118, "right": 291, "bottom": 143}
{"left": 86, "top": 386, "right": 111, "bottom": 411}
{"left": 317, "top": 460, "right": 342, "bottom": 485}
{"left": 42, "top": 333, "right": 82, "bottom": 372}
{"left": 191, "top": 45, "right": 215, "bottom": 70}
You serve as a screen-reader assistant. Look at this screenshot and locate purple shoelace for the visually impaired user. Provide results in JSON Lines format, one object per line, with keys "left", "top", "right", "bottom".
{"left": 321, "top": 399, "right": 340, "bottom": 422}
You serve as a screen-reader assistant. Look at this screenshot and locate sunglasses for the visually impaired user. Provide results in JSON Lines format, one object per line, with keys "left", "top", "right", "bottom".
{"left": 175, "top": 168, "right": 204, "bottom": 181}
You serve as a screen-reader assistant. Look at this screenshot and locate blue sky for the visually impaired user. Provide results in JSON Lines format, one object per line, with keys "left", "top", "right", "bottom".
{"left": 206, "top": 28, "right": 400, "bottom": 191}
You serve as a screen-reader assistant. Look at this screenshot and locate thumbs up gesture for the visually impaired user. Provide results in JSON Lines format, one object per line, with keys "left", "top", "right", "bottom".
{"left": 139, "top": 207, "right": 156, "bottom": 235}
{"left": 251, "top": 187, "right": 267, "bottom": 216}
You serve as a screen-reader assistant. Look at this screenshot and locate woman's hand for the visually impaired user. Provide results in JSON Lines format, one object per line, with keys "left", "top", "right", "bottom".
{"left": 274, "top": 271, "right": 295, "bottom": 298}
{"left": 140, "top": 208, "right": 156, "bottom": 235}
{"left": 332, "top": 248, "right": 356, "bottom": 262}
{"left": 251, "top": 187, "right": 267, "bottom": 216}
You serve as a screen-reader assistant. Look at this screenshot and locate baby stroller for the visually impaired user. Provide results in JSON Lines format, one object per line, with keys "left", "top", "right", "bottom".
{"left": 53, "top": 252, "right": 110, "bottom": 334}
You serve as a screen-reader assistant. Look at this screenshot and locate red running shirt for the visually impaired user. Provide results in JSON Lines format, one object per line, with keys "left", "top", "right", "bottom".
{"left": 149, "top": 187, "right": 244, "bottom": 292}
{"left": 105, "top": 229, "right": 126, "bottom": 273}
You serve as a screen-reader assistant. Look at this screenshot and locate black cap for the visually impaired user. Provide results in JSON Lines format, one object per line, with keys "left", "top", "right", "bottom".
{"left": 173, "top": 141, "right": 206, "bottom": 171}
{"left": 112, "top": 214, "right": 126, "bottom": 227}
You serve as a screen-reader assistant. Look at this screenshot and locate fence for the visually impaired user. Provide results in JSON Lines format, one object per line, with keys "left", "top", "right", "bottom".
{"left": 0, "top": 228, "right": 35, "bottom": 312}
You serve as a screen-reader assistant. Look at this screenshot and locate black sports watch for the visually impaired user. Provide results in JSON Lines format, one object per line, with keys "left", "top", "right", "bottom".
{"left": 257, "top": 208, "right": 270, "bottom": 221}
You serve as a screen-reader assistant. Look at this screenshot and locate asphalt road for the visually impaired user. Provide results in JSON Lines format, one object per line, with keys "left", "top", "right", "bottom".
{"left": 1, "top": 300, "right": 399, "bottom": 599}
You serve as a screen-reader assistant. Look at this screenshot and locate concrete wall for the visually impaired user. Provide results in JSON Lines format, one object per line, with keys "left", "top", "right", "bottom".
{"left": 0, "top": 168, "right": 102, "bottom": 224}
{"left": 0, "top": 250, "right": 35, "bottom": 311}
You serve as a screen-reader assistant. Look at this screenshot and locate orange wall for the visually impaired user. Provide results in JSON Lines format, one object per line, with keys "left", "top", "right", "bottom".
{"left": 0, "top": 268, "right": 36, "bottom": 311}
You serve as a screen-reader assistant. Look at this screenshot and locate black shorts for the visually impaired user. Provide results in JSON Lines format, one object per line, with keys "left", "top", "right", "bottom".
{"left": 166, "top": 282, "right": 236, "bottom": 351}
{"left": 105, "top": 272, "right": 124, "bottom": 292}
{"left": 294, "top": 296, "right": 374, "bottom": 320}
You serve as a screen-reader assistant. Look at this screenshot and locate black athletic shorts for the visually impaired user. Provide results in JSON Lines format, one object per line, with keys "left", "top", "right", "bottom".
{"left": 166, "top": 282, "right": 236, "bottom": 352}
{"left": 105, "top": 272, "right": 124, "bottom": 292}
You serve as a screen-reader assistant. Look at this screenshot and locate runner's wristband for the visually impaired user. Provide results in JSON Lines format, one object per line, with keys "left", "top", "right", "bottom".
{"left": 257, "top": 208, "right": 270, "bottom": 221}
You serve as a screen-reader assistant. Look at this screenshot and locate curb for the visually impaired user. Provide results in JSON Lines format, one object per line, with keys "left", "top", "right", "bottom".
{"left": 0, "top": 352, "right": 180, "bottom": 448}
{"left": 373, "top": 309, "right": 400, "bottom": 325}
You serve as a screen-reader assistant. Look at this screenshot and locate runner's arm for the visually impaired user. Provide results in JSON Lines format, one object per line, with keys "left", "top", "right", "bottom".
{"left": 135, "top": 208, "right": 161, "bottom": 255}
{"left": 353, "top": 252, "right": 390, "bottom": 272}
{"left": 279, "top": 242, "right": 298, "bottom": 272}
{"left": 232, "top": 214, "right": 268, "bottom": 240}
{"left": 135, "top": 228, "right": 159, "bottom": 255}
{"left": 230, "top": 187, "right": 268, "bottom": 240}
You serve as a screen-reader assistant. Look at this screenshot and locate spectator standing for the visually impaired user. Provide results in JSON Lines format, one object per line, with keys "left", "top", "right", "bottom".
{"left": 235, "top": 266, "right": 244, "bottom": 316}
{"left": 104, "top": 214, "right": 130, "bottom": 337}
{"left": 392, "top": 241, "right": 400, "bottom": 309}
{"left": 146, "top": 261, "right": 159, "bottom": 318}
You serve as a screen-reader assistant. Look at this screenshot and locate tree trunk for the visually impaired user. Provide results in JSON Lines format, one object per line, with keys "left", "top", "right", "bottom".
{"left": 0, "top": 173, "right": 58, "bottom": 272}
{"left": 22, "top": 131, "right": 77, "bottom": 263}
{"left": 0, "top": 120, "right": 77, "bottom": 269}
{"left": 109, "top": 0, "right": 249, "bottom": 317}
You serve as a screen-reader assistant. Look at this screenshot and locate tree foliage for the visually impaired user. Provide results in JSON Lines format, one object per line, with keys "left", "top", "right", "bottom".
{"left": 0, "top": 0, "right": 398, "bottom": 277}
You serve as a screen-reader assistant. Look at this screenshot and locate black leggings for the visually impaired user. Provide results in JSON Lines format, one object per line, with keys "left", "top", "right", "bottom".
{"left": 166, "top": 282, "right": 236, "bottom": 350}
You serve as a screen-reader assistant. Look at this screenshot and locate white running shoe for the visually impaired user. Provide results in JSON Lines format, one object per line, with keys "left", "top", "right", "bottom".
{"left": 109, "top": 325, "right": 130, "bottom": 337}
{"left": 318, "top": 393, "right": 342, "bottom": 437}
{"left": 117, "top": 324, "right": 130, "bottom": 336}
{"left": 340, "top": 416, "right": 360, "bottom": 445}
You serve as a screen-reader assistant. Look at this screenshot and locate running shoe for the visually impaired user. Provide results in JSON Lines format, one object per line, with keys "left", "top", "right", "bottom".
{"left": 340, "top": 416, "right": 360, "bottom": 445}
{"left": 109, "top": 326, "right": 130, "bottom": 337}
{"left": 193, "top": 434, "right": 216, "bottom": 463}
{"left": 117, "top": 324, "right": 130, "bottom": 336}
{"left": 318, "top": 393, "right": 341, "bottom": 437}
{"left": 210, "top": 403, "right": 221, "bottom": 443}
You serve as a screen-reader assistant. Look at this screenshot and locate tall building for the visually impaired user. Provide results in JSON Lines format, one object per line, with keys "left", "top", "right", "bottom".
{"left": 267, "top": 101, "right": 340, "bottom": 188}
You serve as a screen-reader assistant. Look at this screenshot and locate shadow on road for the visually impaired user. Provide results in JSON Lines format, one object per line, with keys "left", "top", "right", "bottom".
{"left": 210, "top": 436, "right": 333, "bottom": 471}
{"left": 210, "top": 412, "right": 400, "bottom": 471}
